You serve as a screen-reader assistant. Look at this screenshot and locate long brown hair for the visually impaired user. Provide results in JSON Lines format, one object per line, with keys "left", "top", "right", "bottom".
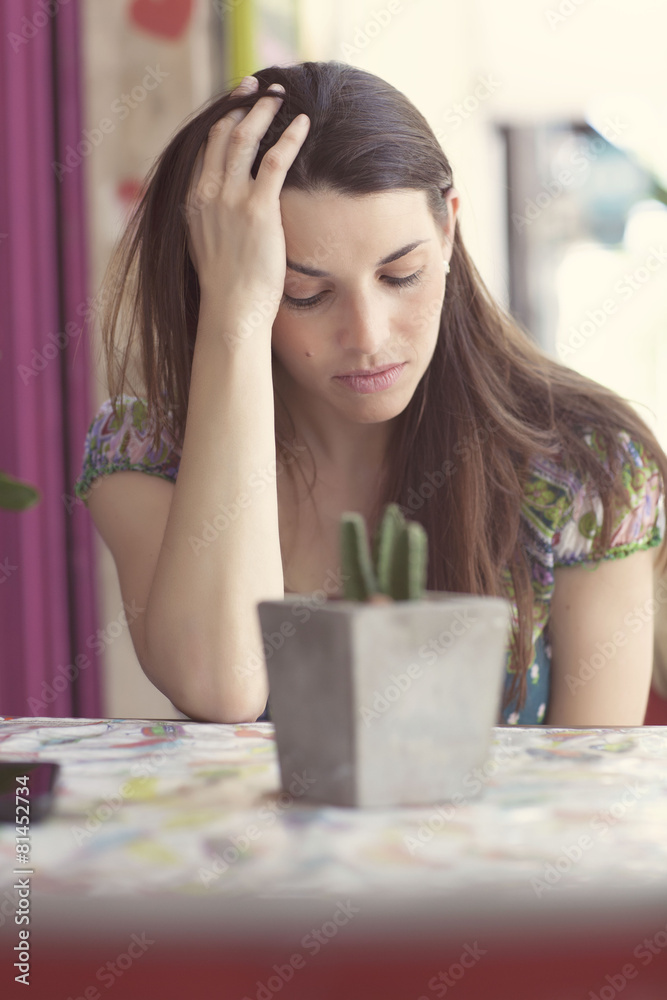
{"left": 97, "top": 60, "right": 667, "bottom": 713}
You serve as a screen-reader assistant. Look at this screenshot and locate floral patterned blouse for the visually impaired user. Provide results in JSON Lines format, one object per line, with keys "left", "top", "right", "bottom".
{"left": 74, "top": 395, "right": 666, "bottom": 726}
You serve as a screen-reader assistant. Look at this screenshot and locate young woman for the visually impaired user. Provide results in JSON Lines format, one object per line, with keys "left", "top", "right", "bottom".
{"left": 74, "top": 61, "right": 667, "bottom": 727}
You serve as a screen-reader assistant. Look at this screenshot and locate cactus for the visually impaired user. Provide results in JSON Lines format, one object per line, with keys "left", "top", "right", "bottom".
{"left": 340, "top": 513, "right": 377, "bottom": 601}
{"left": 340, "top": 502, "right": 428, "bottom": 602}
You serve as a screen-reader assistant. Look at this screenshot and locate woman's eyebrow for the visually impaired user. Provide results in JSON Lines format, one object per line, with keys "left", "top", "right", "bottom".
{"left": 286, "top": 239, "right": 431, "bottom": 277}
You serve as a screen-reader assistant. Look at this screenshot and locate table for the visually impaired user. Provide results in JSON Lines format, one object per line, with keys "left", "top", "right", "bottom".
{"left": 1, "top": 717, "right": 667, "bottom": 998}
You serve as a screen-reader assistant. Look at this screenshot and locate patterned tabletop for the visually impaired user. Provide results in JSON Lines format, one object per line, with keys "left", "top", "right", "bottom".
{"left": 1, "top": 718, "right": 666, "bottom": 905}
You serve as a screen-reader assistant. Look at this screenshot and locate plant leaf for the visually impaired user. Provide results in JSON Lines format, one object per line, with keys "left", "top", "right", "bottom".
{"left": 0, "top": 471, "right": 41, "bottom": 511}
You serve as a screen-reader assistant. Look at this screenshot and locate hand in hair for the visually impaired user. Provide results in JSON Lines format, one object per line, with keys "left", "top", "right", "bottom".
{"left": 184, "top": 75, "right": 310, "bottom": 318}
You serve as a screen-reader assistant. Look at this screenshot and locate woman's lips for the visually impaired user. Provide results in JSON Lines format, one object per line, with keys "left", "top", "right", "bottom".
{"left": 336, "top": 364, "right": 398, "bottom": 376}
{"left": 333, "top": 363, "right": 406, "bottom": 394}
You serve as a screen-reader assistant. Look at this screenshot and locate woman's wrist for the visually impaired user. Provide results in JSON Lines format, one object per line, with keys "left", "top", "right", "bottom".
{"left": 195, "top": 292, "right": 276, "bottom": 353}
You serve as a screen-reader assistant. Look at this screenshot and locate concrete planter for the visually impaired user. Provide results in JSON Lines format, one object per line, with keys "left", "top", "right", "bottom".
{"left": 257, "top": 592, "right": 512, "bottom": 808}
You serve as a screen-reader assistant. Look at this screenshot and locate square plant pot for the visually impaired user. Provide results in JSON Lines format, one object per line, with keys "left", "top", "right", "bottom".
{"left": 257, "top": 591, "right": 512, "bottom": 808}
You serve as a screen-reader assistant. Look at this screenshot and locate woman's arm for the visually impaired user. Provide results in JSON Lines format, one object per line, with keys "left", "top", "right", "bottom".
{"left": 141, "top": 81, "right": 310, "bottom": 723}
{"left": 545, "top": 548, "right": 656, "bottom": 726}
{"left": 653, "top": 562, "right": 667, "bottom": 698}
{"left": 142, "top": 305, "right": 283, "bottom": 723}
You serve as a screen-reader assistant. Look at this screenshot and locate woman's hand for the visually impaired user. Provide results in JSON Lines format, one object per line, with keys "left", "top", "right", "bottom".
{"left": 184, "top": 75, "right": 310, "bottom": 320}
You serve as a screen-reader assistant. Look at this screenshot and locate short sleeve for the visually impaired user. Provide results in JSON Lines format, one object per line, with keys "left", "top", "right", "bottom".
{"left": 73, "top": 395, "right": 181, "bottom": 507}
{"left": 553, "top": 429, "right": 665, "bottom": 567}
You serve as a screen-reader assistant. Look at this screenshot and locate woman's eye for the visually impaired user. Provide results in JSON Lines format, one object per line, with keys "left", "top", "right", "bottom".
{"left": 282, "top": 291, "right": 326, "bottom": 311}
{"left": 383, "top": 269, "right": 423, "bottom": 290}
{"left": 281, "top": 269, "right": 424, "bottom": 311}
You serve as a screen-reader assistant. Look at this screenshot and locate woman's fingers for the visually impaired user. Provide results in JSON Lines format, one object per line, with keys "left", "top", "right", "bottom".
{"left": 183, "top": 75, "right": 308, "bottom": 299}
{"left": 252, "top": 113, "right": 310, "bottom": 202}
{"left": 185, "top": 76, "right": 259, "bottom": 216}
{"left": 212, "top": 86, "right": 287, "bottom": 195}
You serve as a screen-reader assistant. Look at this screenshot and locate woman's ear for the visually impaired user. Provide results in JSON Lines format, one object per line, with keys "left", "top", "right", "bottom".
{"left": 442, "top": 187, "right": 460, "bottom": 256}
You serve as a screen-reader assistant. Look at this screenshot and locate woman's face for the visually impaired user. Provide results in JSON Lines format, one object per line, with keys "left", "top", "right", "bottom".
{"left": 271, "top": 187, "right": 458, "bottom": 426}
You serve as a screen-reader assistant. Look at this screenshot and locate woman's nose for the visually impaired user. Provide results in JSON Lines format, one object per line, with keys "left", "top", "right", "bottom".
{"left": 337, "top": 292, "right": 390, "bottom": 355}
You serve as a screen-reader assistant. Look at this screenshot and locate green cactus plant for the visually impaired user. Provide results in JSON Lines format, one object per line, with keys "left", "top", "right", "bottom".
{"left": 340, "top": 502, "right": 428, "bottom": 602}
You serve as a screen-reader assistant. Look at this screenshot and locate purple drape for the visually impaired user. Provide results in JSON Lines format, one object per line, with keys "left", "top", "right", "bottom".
{"left": 0, "top": 0, "right": 102, "bottom": 717}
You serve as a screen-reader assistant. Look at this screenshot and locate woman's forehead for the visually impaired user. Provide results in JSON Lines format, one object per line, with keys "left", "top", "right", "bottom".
{"left": 280, "top": 186, "right": 430, "bottom": 215}
{"left": 279, "top": 188, "right": 435, "bottom": 261}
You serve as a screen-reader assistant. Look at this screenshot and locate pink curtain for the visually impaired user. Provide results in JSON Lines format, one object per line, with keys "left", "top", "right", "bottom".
{"left": 0, "top": 0, "right": 102, "bottom": 718}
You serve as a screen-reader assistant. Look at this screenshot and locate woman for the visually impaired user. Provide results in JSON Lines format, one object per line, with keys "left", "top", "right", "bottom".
{"left": 74, "top": 61, "right": 667, "bottom": 727}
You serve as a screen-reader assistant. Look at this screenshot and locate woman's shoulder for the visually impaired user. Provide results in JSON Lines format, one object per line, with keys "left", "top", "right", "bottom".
{"left": 524, "top": 427, "right": 656, "bottom": 501}
{"left": 523, "top": 426, "right": 665, "bottom": 566}
{"left": 73, "top": 394, "right": 182, "bottom": 507}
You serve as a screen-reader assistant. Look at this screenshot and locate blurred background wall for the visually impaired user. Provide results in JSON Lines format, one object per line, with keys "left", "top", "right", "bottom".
{"left": 2, "top": 0, "right": 665, "bottom": 718}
